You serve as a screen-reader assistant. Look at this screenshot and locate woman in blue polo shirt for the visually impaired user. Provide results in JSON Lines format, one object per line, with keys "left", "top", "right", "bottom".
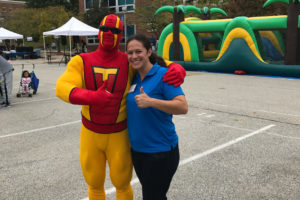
{"left": 126, "top": 34, "right": 188, "bottom": 200}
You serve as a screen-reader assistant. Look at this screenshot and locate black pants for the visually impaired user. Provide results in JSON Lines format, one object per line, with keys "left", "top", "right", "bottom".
{"left": 131, "top": 145, "right": 179, "bottom": 200}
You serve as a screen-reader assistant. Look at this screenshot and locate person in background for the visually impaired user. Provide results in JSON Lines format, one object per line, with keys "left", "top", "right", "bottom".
{"left": 150, "top": 42, "right": 156, "bottom": 52}
{"left": 81, "top": 40, "right": 87, "bottom": 53}
{"left": 126, "top": 34, "right": 188, "bottom": 200}
{"left": 76, "top": 42, "right": 81, "bottom": 54}
{"left": 4, "top": 40, "right": 10, "bottom": 51}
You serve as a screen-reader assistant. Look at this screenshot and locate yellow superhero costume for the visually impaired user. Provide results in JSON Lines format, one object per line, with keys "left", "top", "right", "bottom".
{"left": 56, "top": 14, "right": 134, "bottom": 200}
{"left": 56, "top": 14, "right": 185, "bottom": 200}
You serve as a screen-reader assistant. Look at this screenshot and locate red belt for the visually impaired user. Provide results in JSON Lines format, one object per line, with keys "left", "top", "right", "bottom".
{"left": 82, "top": 116, "right": 127, "bottom": 134}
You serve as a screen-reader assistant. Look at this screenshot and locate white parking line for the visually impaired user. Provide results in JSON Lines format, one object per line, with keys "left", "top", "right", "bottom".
{"left": 80, "top": 124, "right": 275, "bottom": 200}
{"left": 0, "top": 120, "right": 81, "bottom": 139}
{"left": 179, "top": 124, "right": 275, "bottom": 165}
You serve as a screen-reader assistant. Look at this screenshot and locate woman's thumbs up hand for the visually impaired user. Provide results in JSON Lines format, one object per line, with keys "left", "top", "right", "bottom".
{"left": 140, "top": 87, "right": 145, "bottom": 94}
{"left": 135, "top": 86, "right": 152, "bottom": 108}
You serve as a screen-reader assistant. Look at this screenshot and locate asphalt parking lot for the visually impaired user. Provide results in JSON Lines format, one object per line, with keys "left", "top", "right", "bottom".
{"left": 1, "top": 58, "right": 300, "bottom": 200}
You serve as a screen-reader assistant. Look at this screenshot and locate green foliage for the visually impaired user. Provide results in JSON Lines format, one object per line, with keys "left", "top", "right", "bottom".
{"left": 65, "top": 0, "right": 80, "bottom": 14}
{"left": 181, "top": 0, "right": 287, "bottom": 18}
{"left": 4, "top": 8, "right": 40, "bottom": 42}
{"left": 193, "top": 0, "right": 224, "bottom": 8}
{"left": 134, "top": 0, "right": 174, "bottom": 39}
{"left": 84, "top": 0, "right": 111, "bottom": 27}
{"left": 25, "top": 0, "right": 79, "bottom": 14}
{"left": 39, "top": 6, "right": 70, "bottom": 43}
{"left": 3, "top": 6, "right": 71, "bottom": 43}
{"left": 222, "top": 0, "right": 288, "bottom": 18}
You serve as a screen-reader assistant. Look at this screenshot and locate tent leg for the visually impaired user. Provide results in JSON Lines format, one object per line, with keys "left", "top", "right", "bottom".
{"left": 69, "top": 36, "right": 71, "bottom": 58}
{"left": 43, "top": 36, "right": 47, "bottom": 62}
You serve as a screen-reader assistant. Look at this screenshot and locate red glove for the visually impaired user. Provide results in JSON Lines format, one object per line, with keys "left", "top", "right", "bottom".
{"left": 69, "top": 80, "right": 113, "bottom": 106}
{"left": 163, "top": 62, "right": 186, "bottom": 87}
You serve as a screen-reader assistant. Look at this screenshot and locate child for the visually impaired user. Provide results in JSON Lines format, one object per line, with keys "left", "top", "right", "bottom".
{"left": 21, "top": 70, "right": 31, "bottom": 94}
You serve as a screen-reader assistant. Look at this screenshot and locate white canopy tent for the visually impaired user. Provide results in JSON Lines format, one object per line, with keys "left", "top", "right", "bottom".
{"left": 0, "top": 27, "right": 24, "bottom": 45}
{"left": 43, "top": 17, "right": 99, "bottom": 59}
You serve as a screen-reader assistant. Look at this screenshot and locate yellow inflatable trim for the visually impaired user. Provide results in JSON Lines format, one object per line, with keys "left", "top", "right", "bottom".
{"left": 163, "top": 33, "right": 191, "bottom": 61}
{"left": 259, "top": 31, "right": 283, "bottom": 55}
{"left": 183, "top": 18, "right": 232, "bottom": 24}
{"left": 203, "top": 50, "right": 219, "bottom": 58}
{"left": 248, "top": 15, "right": 286, "bottom": 20}
{"left": 216, "top": 28, "right": 265, "bottom": 63}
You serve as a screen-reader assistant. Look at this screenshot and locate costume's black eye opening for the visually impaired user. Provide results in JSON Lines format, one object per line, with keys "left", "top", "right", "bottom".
{"left": 110, "top": 27, "right": 122, "bottom": 34}
{"left": 99, "top": 26, "right": 122, "bottom": 34}
{"left": 99, "top": 25, "right": 109, "bottom": 32}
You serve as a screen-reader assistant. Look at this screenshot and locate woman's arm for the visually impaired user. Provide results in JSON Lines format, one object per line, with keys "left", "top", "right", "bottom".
{"left": 135, "top": 87, "right": 188, "bottom": 115}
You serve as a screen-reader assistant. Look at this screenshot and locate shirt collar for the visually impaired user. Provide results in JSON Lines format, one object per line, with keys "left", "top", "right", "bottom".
{"left": 136, "top": 63, "right": 160, "bottom": 82}
{"left": 146, "top": 63, "right": 159, "bottom": 77}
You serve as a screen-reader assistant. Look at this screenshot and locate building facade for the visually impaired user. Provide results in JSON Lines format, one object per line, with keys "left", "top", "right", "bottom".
{"left": 79, "top": 0, "right": 155, "bottom": 51}
{"left": 0, "top": 0, "right": 25, "bottom": 24}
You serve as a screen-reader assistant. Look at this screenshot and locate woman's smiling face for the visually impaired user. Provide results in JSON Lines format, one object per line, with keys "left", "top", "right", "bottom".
{"left": 127, "top": 39, "right": 152, "bottom": 71}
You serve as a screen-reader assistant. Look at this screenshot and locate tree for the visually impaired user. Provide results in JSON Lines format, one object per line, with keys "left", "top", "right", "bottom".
{"left": 4, "top": 6, "right": 70, "bottom": 46}
{"left": 264, "top": 0, "right": 300, "bottom": 65}
{"left": 25, "top": 0, "right": 79, "bottom": 14}
{"left": 192, "top": 0, "right": 226, "bottom": 10}
{"left": 39, "top": 6, "right": 71, "bottom": 51}
{"left": 134, "top": 0, "right": 174, "bottom": 39}
{"left": 4, "top": 8, "right": 41, "bottom": 42}
{"left": 84, "top": 0, "right": 111, "bottom": 27}
{"left": 65, "top": 0, "right": 79, "bottom": 14}
{"left": 222, "top": 0, "right": 287, "bottom": 17}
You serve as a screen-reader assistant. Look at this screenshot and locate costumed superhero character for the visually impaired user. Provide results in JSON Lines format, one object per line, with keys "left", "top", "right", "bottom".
{"left": 56, "top": 14, "right": 186, "bottom": 200}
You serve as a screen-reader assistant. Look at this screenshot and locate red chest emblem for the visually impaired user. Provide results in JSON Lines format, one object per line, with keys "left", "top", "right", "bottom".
{"left": 93, "top": 66, "right": 119, "bottom": 93}
{"left": 80, "top": 52, "right": 129, "bottom": 127}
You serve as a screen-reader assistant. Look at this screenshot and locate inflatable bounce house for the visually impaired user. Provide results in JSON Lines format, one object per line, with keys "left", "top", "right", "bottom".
{"left": 155, "top": 0, "right": 300, "bottom": 78}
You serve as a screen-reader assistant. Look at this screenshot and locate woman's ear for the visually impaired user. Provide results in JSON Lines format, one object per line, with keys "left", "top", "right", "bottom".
{"left": 147, "top": 48, "right": 152, "bottom": 57}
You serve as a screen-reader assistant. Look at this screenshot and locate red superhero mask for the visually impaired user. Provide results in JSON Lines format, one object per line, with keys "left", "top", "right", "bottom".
{"left": 98, "top": 14, "right": 123, "bottom": 51}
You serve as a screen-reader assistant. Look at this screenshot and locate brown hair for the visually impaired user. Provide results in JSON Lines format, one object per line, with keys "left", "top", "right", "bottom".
{"left": 126, "top": 34, "right": 167, "bottom": 67}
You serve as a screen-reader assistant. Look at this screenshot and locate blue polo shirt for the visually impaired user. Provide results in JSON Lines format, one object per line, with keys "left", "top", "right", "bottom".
{"left": 126, "top": 63, "right": 184, "bottom": 153}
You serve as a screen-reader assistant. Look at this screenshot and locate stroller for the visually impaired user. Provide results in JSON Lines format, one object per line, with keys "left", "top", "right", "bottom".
{"left": 16, "top": 64, "right": 39, "bottom": 97}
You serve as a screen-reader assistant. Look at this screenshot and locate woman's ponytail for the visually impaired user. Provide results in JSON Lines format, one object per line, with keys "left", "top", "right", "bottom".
{"left": 149, "top": 53, "right": 167, "bottom": 67}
